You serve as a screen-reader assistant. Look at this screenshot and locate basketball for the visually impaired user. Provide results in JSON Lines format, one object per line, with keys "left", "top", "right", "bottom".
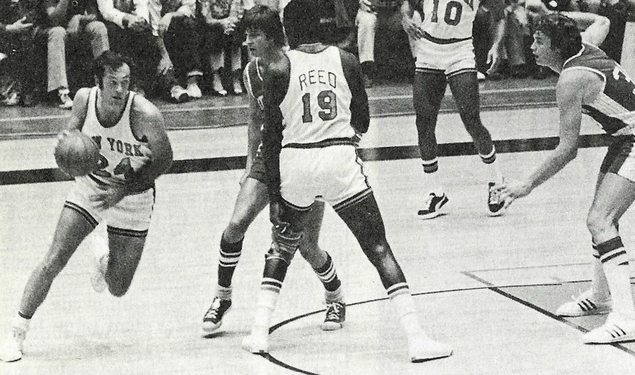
{"left": 54, "top": 130, "right": 100, "bottom": 177}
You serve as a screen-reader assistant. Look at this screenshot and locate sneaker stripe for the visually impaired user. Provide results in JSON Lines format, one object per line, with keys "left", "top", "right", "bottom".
{"left": 578, "top": 299, "right": 595, "bottom": 311}
{"left": 611, "top": 325, "right": 626, "bottom": 337}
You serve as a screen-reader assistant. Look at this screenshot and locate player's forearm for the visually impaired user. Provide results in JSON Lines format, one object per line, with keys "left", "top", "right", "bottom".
{"left": 525, "top": 145, "right": 577, "bottom": 191}
{"left": 126, "top": 148, "right": 173, "bottom": 192}
{"left": 262, "top": 143, "right": 282, "bottom": 201}
{"left": 261, "top": 120, "right": 283, "bottom": 201}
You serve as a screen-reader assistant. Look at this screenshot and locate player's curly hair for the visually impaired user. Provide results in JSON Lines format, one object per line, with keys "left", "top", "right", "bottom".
{"left": 242, "top": 4, "right": 286, "bottom": 47}
{"left": 92, "top": 51, "right": 135, "bottom": 89}
{"left": 533, "top": 13, "right": 582, "bottom": 60}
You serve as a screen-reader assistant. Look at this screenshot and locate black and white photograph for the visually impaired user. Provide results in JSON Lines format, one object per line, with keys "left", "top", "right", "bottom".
{"left": 1, "top": 0, "right": 635, "bottom": 373}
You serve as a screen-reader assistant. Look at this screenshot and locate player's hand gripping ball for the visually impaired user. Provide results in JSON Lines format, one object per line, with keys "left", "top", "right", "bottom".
{"left": 54, "top": 129, "right": 100, "bottom": 177}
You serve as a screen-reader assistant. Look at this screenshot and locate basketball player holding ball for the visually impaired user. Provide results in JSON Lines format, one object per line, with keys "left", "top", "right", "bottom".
{"left": 0, "top": 51, "right": 173, "bottom": 363}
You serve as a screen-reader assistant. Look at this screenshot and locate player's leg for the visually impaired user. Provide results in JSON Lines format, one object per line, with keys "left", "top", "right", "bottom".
{"left": 447, "top": 71, "right": 505, "bottom": 216}
{"left": 102, "top": 227, "right": 147, "bottom": 297}
{"left": 556, "top": 171, "right": 611, "bottom": 317}
{"left": 92, "top": 186, "right": 154, "bottom": 297}
{"left": 413, "top": 70, "right": 450, "bottom": 219}
{"left": 242, "top": 202, "right": 309, "bottom": 353}
{"left": 583, "top": 171, "right": 635, "bottom": 344}
{"left": 297, "top": 201, "right": 346, "bottom": 331}
{"left": 203, "top": 177, "right": 269, "bottom": 333}
{"left": 335, "top": 192, "right": 452, "bottom": 362}
{"left": 0, "top": 206, "right": 96, "bottom": 362}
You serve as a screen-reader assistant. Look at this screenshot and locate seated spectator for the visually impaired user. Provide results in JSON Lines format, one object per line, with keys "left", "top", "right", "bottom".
{"left": 159, "top": 0, "right": 203, "bottom": 98}
{"left": 0, "top": 0, "right": 73, "bottom": 108}
{"left": 97, "top": 0, "right": 189, "bottom": 102}
{"left": 45, "top": 0, "right": 110, "bottom": 92}
{"left": 356, "top": 0, "right": 413, "bottom": 87}
{"left": 593, "top": 0, "right": 628, "bottom": 62}
{"left": 199, "top": 0, "right": 247, "bottom": 96}
{"left": 503, "top": 0, "right": 533, "bottom": 78}
{"left": 334, "top": 0, "right": 357, "bottom": 51}
{"left": 472, "top": 1, "right": 510, "bottom": 81}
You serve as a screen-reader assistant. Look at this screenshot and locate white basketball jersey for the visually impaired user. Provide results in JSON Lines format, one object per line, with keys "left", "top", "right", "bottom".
{"left": 279, "top": 46, "right": 354, "bottom": 147}
{"left": 418, "top": 0, "right": 480, "bottom": 41}
{"left": 82, "top": 87, "right": 150, "bottom": 186}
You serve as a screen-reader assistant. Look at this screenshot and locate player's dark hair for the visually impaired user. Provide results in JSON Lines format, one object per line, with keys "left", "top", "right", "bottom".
{"left": 534, "top": 13, "right": 582, "bottom": 60}
{"left": 243, "top": 5, "right": 286, "bottom": 47}
{"left": 283, "top": 0, "right": 321, "bottom": 49}
{"left": 93, "top": 50, "right": 134, "bottom": 89}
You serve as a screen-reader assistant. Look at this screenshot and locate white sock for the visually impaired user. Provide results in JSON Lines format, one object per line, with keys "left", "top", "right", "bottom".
{"left": 480, "top": 146, "right": 503, "bottom": 184}
{"left": 252, "top": 289, "right": 279, "bottom": 335}
{"left": 603, "top": 263, "right": 635, "bottom": 318}
{"left": 216, "top": 285, "right": 232, "bottom": 301}
{"left": 598, "top": 238, "right": 635, "bottom": 318}
{"left": 390, "top": 293, "right": 425, "bottom": 340}
{"left": 591, "top": 248, "right": 610, "bottom": 302}
{"left": 13, "top": 314, "right": 30, "bottom": 332}
{"left": 324, "top": 286, "right": 344, "bottom": 304}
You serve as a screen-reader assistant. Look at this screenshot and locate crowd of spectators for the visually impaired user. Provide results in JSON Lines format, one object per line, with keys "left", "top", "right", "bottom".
{"left": 0, "top": 0, "right": 633, "bottom": 109}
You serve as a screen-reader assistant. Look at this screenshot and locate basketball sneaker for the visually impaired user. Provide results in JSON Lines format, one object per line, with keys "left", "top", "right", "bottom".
{"left": 321, "top": 301, "right": 346, "bottom": 331}
{"left": 487, "top": 182, "right": 505, "bottom": 217}
{"left": 582, "top": 312, "right": 635, "bottom": 344}
{"left": 87, "top": 231, "right": 109, "bottom": 293}
{"left": 57, "top": 89, "right": 73, "bottom": 110}
{"left": 242, "top": 331, "right": 269, "bottom": 354}
{"left": 408, "top": 334, "right": 453, "bottom": 362}
{"left": 555, "top": 289, "right": 612, "bottom": 317}
{"left": 417, "top": 193, "right": 449, "bottom": 219}
{"left": 186, "top": 82, "right": 202, "bottom": 99}
{"left": 0, "top": 326, "right": 27, "bottom": 362}
{"left": 202, "top": 297, "right": 232, "bottom": 333}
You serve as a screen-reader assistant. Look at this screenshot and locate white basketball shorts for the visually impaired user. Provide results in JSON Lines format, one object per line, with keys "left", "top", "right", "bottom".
{"left": 65, "top": 175, "right": 154, "bottom": 233}
{"left": 279, "top": 145, "right": 372, "bottom": 209}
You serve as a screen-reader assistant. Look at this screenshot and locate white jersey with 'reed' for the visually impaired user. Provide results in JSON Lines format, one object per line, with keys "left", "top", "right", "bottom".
{"left": 279, "top": 46, "right": 354, "bottom": 147}
{"left": 418, "top": 0, "right": 480, "bottom": 42}
{"left": 82, "top": 87, "right": 151, "bottom": 186}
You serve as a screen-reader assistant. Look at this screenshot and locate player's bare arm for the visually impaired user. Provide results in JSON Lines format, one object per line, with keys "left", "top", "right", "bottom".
{"left": 262, "top": 57, "right": 289, "bottom": 224}
{"left": 129, "top": 96, "right": 174, "bottom": 191}
{"left": 65, "top": 88, "right": 92, "bottom": 132}
{"left": 55, "top": 88, "right": 92, "bottom": 152}
{"left": 340, "top": 49, "right": 370, "bottom": 138}
{"left": 500, "top": 70, "right": 599, "bottom": 202}
{"left": 561, "top": 11, "right": 610, "bottom": 47}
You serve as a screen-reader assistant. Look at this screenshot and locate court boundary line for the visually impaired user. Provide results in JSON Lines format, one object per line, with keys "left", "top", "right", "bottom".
{"left": 461, "top": 270, "right": 635, "bottom": 358}
{"left": 256, "top": 273, "right": 635, "bottom": 375}
{"left": 0, "top": 133, "right": 612, "bottom": 186}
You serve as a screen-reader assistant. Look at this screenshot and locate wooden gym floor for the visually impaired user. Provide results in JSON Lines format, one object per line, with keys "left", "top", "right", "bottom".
{"left": 1, "top": 78, "right": 634, "bottom": 375}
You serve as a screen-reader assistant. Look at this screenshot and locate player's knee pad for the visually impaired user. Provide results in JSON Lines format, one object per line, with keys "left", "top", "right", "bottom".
{"left": 266, "top": 225, "right": 303, "bottom": 265}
